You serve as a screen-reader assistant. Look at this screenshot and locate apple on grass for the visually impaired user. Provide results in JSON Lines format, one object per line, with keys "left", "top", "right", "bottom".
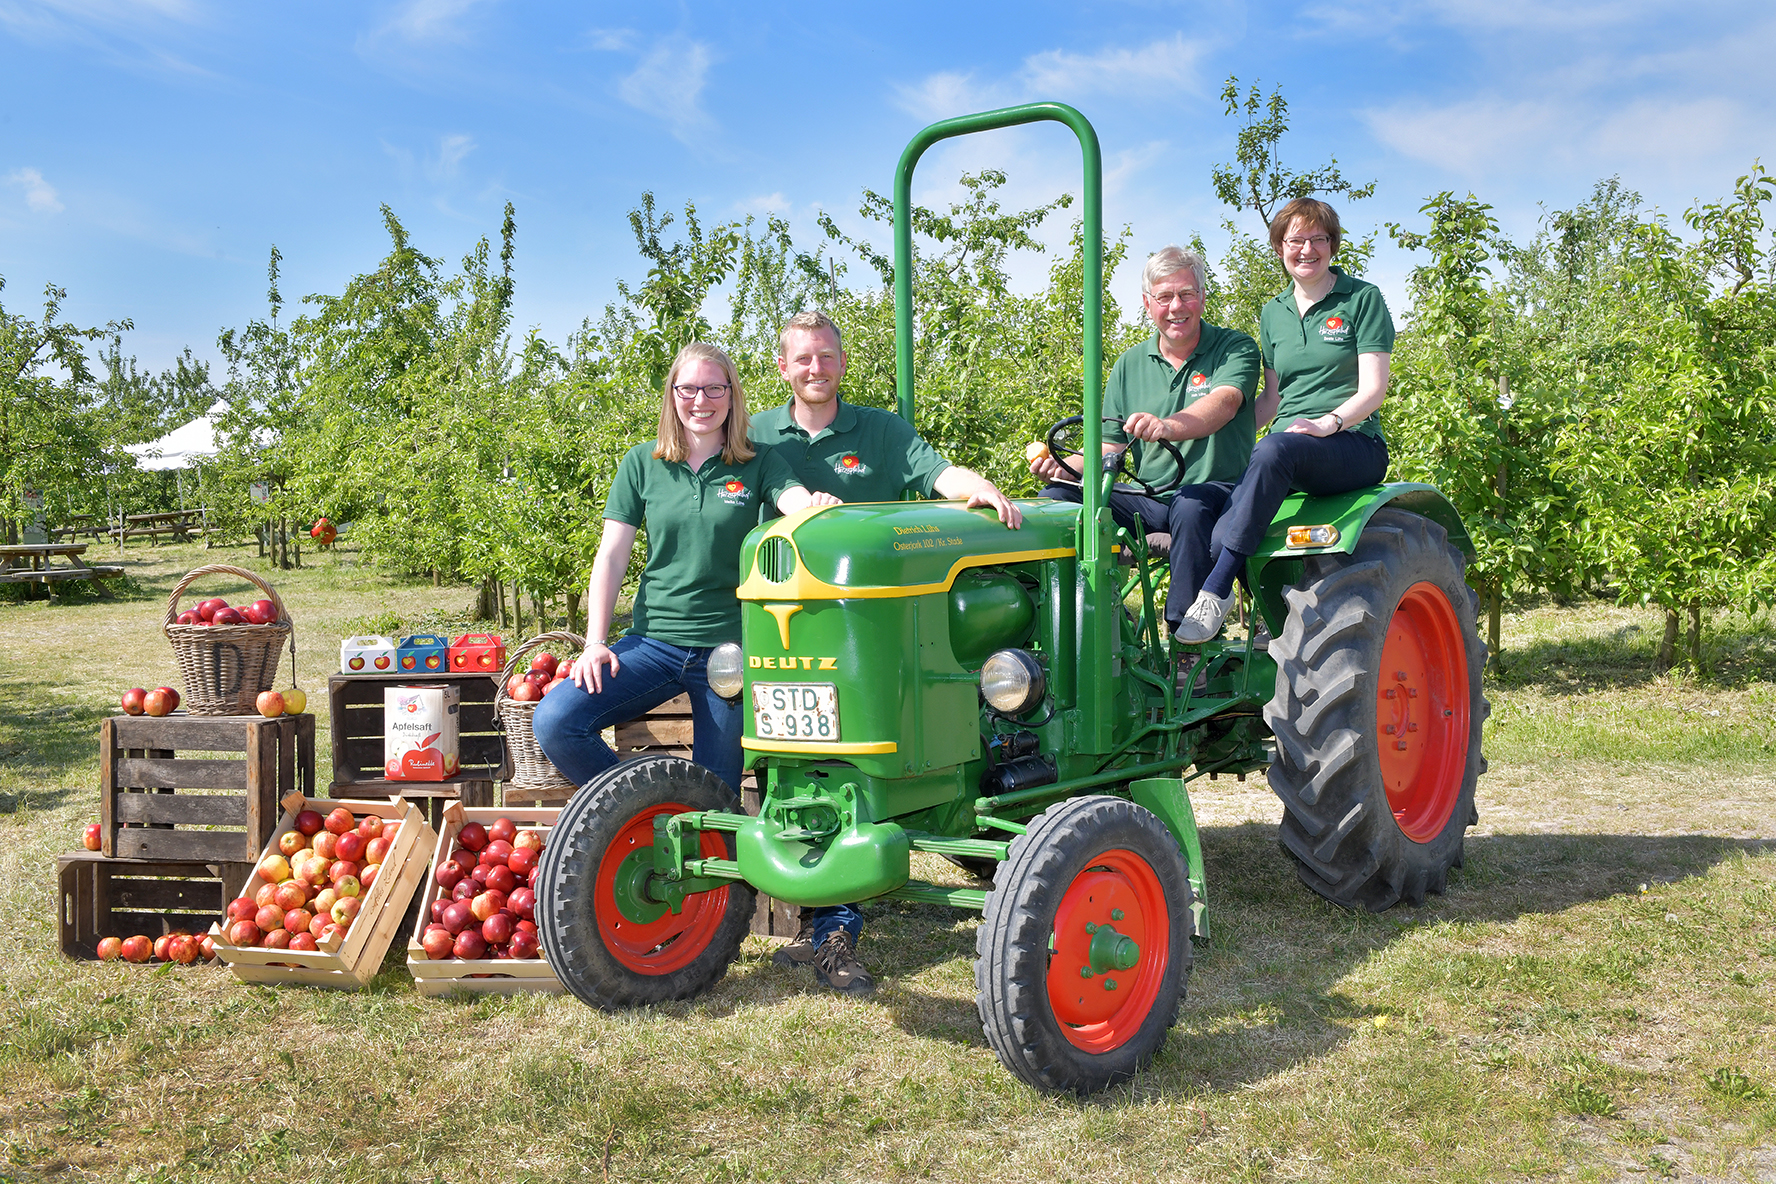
{"left": 97, "top": 936, "right": 124, "bottom": 961}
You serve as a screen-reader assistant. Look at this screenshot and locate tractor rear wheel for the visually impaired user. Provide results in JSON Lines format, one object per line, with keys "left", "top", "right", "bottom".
{"left": 1265, "top": 508, "right": 1488, "bottom": 911}
{"left": 975, "top": 795, "right": 1192, "bottom": 1095}
{"left": 536, "top": 756, "right": 755, "bottom": 1008}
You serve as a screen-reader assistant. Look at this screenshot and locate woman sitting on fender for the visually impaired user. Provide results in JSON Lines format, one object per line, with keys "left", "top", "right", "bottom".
{"left": 1174, "top": 197, "right": 1395, "bottom": 642}
{"left": 533, "top": 341, "right": 838, "bottom": 792}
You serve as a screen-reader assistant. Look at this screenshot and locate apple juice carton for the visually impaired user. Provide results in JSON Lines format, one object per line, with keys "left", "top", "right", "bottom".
{"left": 341, "top": 635, "right": 398, "bottom": 674}
{"left": 448, "top": 633, "right": 506, "bottom": 674}
{"left": 384, "top": 685, "right": 460, "bottom": 781}
{"left": 396, "top": 634, "right": 449, "bottom": 674}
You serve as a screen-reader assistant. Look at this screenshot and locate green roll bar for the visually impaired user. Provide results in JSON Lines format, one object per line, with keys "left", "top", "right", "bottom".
{"left": 891, "top": 102, "right": 1116, "bottom": 748}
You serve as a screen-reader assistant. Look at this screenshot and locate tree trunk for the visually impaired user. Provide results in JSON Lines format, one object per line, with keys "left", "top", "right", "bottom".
{"left": 566, "top": 590, "right": 581, "bottom": 636}
{"left": 1688, "top": 603, "right": 1703, "bottom": 672}
{"left": 1656, "top": 607, "right": 1680, "bottom": 673}
{"left": 513, "top": 580, "right": 523, "bottom": 640}
{"left": 476, "top": 576, "right": 497, "bottom": 620}
{"left": 1486, "top": 578, "right": 1503, "bottom": 672}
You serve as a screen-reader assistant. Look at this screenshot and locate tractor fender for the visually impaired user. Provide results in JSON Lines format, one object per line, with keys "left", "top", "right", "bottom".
{"left": 735, "top": 815, "right": 911, "bottom": 908}
{"left": 1245, "top": 482, "right": 1474, "bottom": 633}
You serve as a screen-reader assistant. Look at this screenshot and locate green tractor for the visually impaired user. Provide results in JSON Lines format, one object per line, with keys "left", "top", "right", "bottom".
{"left": 536, "top": 103, "right": 1488, "bottom": 1096}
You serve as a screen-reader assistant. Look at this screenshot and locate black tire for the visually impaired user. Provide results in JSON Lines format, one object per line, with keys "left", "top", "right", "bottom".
{"left": 975, "top": 795, "right": 1192, "bottom": 1095}
{"left": 536, "top": 756, "right": 755, "bottom": 1008}
{"left": 943, "top": 853, "right": 999, "bottom": 883}
{"left": 1265, "top": 508, "right": 1489, "bottom": 911}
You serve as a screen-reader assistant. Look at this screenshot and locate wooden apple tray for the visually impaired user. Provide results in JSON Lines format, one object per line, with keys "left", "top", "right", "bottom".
{"left": 406, "top": 802, "right": 562, "bottom": 995}
{"left": 210, "top": 793, "right": 435, "bottom": 990}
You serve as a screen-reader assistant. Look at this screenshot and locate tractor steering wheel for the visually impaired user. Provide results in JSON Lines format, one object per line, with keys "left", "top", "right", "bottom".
{"left": 1043, "top": 416, "right": 1188, "bottom": 498}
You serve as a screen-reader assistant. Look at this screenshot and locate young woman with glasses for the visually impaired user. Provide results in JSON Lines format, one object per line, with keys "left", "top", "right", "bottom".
{"left": 532, "top": 341, "right": 838, "bottom": 792}
{"left": 1173, "top": 197, "right": 1396, "bottom": 642}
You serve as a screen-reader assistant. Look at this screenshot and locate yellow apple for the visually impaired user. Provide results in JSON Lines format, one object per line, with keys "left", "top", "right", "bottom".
{"left": 282, "top": 687, "right": 308, "bottom": 715}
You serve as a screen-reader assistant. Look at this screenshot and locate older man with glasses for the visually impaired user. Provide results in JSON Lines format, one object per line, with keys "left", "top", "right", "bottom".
{"left": 1029, "top": 245, "right": 1261, "bottom": 634}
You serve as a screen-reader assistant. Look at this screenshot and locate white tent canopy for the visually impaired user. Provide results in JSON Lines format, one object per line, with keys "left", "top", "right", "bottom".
{"left": 125, "top": 409, "right": 221, "bottom": 471}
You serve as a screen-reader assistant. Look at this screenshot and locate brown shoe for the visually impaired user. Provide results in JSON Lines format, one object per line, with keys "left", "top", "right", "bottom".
{"left": 812, "top": 929, "right": 875, "bottom": 995}
{"left": 772, "top": 909, "right": 817, "bottom": 970}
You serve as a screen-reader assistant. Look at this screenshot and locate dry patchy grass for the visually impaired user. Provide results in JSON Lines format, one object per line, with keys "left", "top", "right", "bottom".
{"left": 0, "top": 544, "right": 1773, "bottom": 1182}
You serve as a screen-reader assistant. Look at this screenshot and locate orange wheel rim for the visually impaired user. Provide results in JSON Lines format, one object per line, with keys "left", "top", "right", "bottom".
{"left": 593, "top": 802, "right": 729, "bottom": 974}
{"left": 1046, "top": 848, "right": 1169, "bottom": 1053}
{"left": 1377, "top": 582, "right": 1470, "bottom": 843}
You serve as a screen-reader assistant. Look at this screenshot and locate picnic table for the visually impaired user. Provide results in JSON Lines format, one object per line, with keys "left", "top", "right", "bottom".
{"left": 0, "top": 543, "right": 123, "bottom": 597}
{"left": 108, "top": 509, "right": 207, "bottom": 545}
{"left": 48, "top": 515, "right": 108, "bottom": 542}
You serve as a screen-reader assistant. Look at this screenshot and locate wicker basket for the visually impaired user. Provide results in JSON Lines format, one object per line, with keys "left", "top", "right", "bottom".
{"left": 163, "top": 564, "right": 294, "bottom": 716}
{"left": 496, "top": 630, "right": 585, "bottom": 801}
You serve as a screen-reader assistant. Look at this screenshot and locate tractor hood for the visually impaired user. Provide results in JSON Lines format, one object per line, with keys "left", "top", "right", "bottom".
{"left": 738, "top": 498, "right": 1078, "bottom": 602}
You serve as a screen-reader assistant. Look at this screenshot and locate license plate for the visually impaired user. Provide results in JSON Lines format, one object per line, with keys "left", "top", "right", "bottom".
{"left": 752, "top": 683, "right": 840, "bottom": 742}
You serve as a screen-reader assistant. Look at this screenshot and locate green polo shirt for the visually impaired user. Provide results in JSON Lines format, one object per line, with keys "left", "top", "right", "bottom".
{"left": 1104, "top": 322, "right": 1261, "bottom": 489}
{"left": 1259, "top": 267, "right": 1394, "bottom": 439}
{"left": 603, "top": 441, "right": 803, "bottom": 647}
{"left": 748, "top": 398, "right": 951, "bottom": 505}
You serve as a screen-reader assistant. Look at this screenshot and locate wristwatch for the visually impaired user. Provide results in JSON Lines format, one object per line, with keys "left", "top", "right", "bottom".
{"left": 1329, "top": 412, "right": 1344, "bottom": 431}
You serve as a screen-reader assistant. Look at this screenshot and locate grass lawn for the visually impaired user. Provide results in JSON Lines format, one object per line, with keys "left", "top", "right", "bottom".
{"left": 1, "top": 540, "right": 1773, "bottom": 1183}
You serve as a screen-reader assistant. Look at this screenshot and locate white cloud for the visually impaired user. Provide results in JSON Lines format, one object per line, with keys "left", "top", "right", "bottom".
{"left": 894, "top": 33, "right": 1210, "bottom": 123}
{"left": 377, "top": 0, "right": 492, "bottom": 43}
{"left": 586, "top": 26, "right": 635, "bottom": 52}
{"left": 616, "top": 37, "right": 715, "bottom": 139}
{"left": 740, "top": 192, "right": 791, "bottom": 215}
{"left": 432, "top": 133, "right": 475, "bottom": 179}
{"left": 1364, "top": 100, "right": 1562, "bottom": 175}
{"left": 8, "top": 167, "right": 64, "bottom": 213}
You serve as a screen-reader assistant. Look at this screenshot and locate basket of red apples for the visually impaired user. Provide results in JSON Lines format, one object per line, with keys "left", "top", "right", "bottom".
{"left": 210, "top": 794, "right": 434, "bottom": 989}
{"left": 407, "top": 804, "right": 562, "bottom": 994}
{"left": 164, "top": 563, "right": 294, "bottom": 715}
{"left": 494, "top": 632, "right": 584, "bottom": 802}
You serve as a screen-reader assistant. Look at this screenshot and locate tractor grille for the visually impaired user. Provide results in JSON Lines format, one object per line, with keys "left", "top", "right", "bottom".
{"left": 758, "top": 536, "right": 798, "bottom": 582}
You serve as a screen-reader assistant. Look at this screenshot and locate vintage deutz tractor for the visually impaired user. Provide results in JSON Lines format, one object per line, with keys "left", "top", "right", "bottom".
{"left": 537, "top": 102, "right": 1487, "bottom": 1095}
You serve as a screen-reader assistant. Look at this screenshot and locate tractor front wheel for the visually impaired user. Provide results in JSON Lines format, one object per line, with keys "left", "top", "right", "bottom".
{"left": 536, "top": 756, "right": 755, "bottom": 1008}
{"left": 975, "top": 795, "right": 1192, "bottom": 1095}
{"left": 1265, "top": 508, "right": 1489, "bottom": 911}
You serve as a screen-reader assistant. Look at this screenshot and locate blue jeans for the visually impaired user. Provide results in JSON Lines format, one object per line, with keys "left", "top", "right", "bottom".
{"left": 812, "top": 903, "right": 863, "bottom": 946}
{"left": 1212, "top": 429, "right": 1389, "bottom": 559}
{"left": 530, "top": 634, "right": 744, "bottom": 793}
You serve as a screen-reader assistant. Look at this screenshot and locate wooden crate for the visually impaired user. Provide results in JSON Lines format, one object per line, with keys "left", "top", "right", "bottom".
{"left": 210, "top": 794, "right": 434, "bottom": 990}
{"left": 101, "top": 713, "right": 314, "bottom": 862}
{"left": 57, "top": 852, "right": 255, "bottom": 959}
{"left": 406, "top": 802, "right": 563, "bottom": 995}
{"left": 328, "top": 672, "right": 508, "bottom": 826}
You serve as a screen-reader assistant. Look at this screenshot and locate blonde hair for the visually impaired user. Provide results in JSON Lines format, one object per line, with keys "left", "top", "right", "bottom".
{"left": 653, "top": 342, "right": 755, "bottom": 465}
{"left": 777, "top": 309, "right": 844, "bottom": 357}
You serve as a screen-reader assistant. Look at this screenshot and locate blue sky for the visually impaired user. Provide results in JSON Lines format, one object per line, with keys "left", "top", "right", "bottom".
{"left": 2, "top": 0, "right": 1772, "bottom": 375}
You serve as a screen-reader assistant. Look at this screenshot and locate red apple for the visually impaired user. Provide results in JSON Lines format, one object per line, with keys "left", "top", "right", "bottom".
{"left": 120, "top": 687, "right": 147, "bottom": 715}
{"left": 213, "top": 607, "right": 245, "bottom": 626}
{"left": 166, "top": 934, "right": 199, "bottom": 964}
{"left": 324, "top": 807, "right": 355, "bottom": 835}
{"left": 255, "top": 904, "right": 285, "bottom": 933}
{"left": 509, "top": 886, "right": 536, "bottom": 921}
{"left": 458, "top": 822, "right": 488, "bottom": 852}
{"left": 508, "top": 848, "right": 537, "bottom": 877}
{"left": 255, "top": 690, "right": 284, "bottom": 718}
{"left": 278, "top": 830, "right": 307, "bottom": 859}
{"left": 318, "top": 922, "right": 345, "bottom": 944}
{"left": 485, "top": 839, "right": 514, "bottom": 862}
{"left": 422, "top": 927, "right": 455, "bottom": 959}
{"left": 360, "top": 864, "right": 379, "bottom": 888}
{"left": 273, "top": 882, "right": 307, "bottom": 911}
{"left": 513, "top": 830, "right": 545, "bottom": 854}
{"left": 511, "top": 679, "right": 542, "bottom": 703}
{"left": 381, "top": 821, "right": 400, "bottom": 843}
{"left": 226, "top": 897, "right": 256, "bottom": 923}
{"left": 312, "top": 832, "right": 339, "bottom": 860}
{"left": 295, "top": 809, "right": 324, "bottom": 836}
{"left": 516, "top": 918, "right": 537, "bottom": 936}
{"left": 434, "top": 862, "right": 464, "bottom": 891}
{"left": 485, "top": 865, "right": 516, "bottom": 895}
{"left": 175, "top": 609, "right": 201, "bottom": 625}
{"left": 544, "top": 678, "right": 567, "bottom": 695}
{"left": 143, "top": 688, "right": 175, "bottom": 717}
{"left": 330, "top": 896, "right": 361, "bottom": 926}
{"left": 529, "top": 652, "right": 559, "bottom": 679}
{"left": 308, "top": 912, "right": 330, "bottom": 939}
{"left": 488, "top": 817, "right": 518, "bottom": 845}
{"left": 452, "top": 930, "right": 487, "bottom": 960}
{"left": 120, "top": 935, "right": 153, "bottom": 963}
{"left": 253, "top": 881, "right": 278, "bottom": 909}
{"left": 333, "top": 875, "right": 362, "bottom": 898}
{"left": 335, "top": 831, "right": 366, "bottom": 863}
{"left": 329, "top": 860, "right": 360, "bottom": 886}
{"left": 97, "top": 935, "right": 123, "bottom": 961}
{"left": 153, "top": 934, "right": 175, "bottom": 962}
{"left": 198, "top": 934, "right": 216, "bottom": 961}
{"left": 196, "top": 597, "right": 227, "bottom": 622}
{"left": 227, "top": 920, "right": 262, "bottom": 947}
{"left": 155, "top": 686, "right": 181, "bottom": 710}
{"left": 440, "top": 901, "right": 474, "bottom": 936}
{"left": 355, "top": 813, "right": 382, "bottom": 841}
{"left": 82, "top": 821, "right": 102, "bottom": 851}
{"left": 471, "top": 865, "right": 491, "bottom": 888}
{"left": 509, "top": 928, "right": 540, "bottom": 959}
{"left": 481, "top": 913, "right": 515, "bottom": 946}
{"left": 312, "top": 887, "right": 338, "bottom": 916}
{"left": 451, "top": 878, "right": 477, "bottom": 902}
{"left": 365, "top": 836, "right": 391, "bottom": 865}
{"left": 289, "top": 932, "right": 318, "bottom": 952}
{"left": 283, "top": 908, "right": 314, "bottom": 936}
{"left": 262, "top": 928, "right": 292, "bottom": 950}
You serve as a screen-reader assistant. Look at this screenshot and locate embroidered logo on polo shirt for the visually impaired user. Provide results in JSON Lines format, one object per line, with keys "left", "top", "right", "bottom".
{"left": 833, "top": 454, "right": 871, "bottom": 477}
{"left": 718, "top": 479, "right": 750, "bottom": 506}
{"left": 1320, "top": 314, "right": 1350, "bottom": 342}
{"left": 1190, "top": 373, "right": 1208, "bottom": 387}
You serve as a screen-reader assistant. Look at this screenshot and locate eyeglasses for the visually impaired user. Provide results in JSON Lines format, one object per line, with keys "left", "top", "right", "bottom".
{"left": 1148, "top": 288, "right": 1202, "bottom": 306}
{"left": 672, "top": 383, "right": 731, "bottom": 401}
{"left": 1282, "top": 235, "right": 1331, "bottom": 250}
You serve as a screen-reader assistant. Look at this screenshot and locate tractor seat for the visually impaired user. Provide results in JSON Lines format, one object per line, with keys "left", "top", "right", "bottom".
{"left": 1116, "top": 532, "right": 1171, "bottom": 565}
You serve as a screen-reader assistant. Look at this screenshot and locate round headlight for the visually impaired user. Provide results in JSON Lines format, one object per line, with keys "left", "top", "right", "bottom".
{"left": 980, "top": 649, "right": 1046, "bottom": 716}
{"left": 708, "top": 642, "right": 745, "bottom": 699}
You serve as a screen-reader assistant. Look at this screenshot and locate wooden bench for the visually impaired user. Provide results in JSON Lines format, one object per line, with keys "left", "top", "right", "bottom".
{"left": 0, "top": 543, "right": 122, "bottom": 598}
{"left": 107, "top": 510, "right": 207, "bottom": 546}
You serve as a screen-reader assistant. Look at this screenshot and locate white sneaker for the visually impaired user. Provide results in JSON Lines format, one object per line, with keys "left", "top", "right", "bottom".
{"left": 1174, "top": 589, "right": 1235, "bottom": 644}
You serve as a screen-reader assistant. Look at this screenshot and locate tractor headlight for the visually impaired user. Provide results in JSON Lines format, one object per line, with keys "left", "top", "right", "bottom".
{"left": 707, "top": 642, "right": 745, "bottom": 699}
{"left": 980, "top": 649, "right": 1046, "bottom": 716}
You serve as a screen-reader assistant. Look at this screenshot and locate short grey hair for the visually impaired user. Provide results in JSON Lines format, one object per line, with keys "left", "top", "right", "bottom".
{"left": 1142, "top": 245, "right": 1207, "bottom": 296}
{"left": 778, "top": 309, "right": 844, "bottom": 357}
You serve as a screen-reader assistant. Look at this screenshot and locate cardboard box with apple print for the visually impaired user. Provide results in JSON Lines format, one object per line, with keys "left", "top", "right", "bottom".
{"left": 384, "top": 685, "right": 461, "bottom": 781}
{"left": 395, "top": 634, "right": 449, "bottom": 673}
{"left": 340, "top": 635, "right": 398, "bottom": 673}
